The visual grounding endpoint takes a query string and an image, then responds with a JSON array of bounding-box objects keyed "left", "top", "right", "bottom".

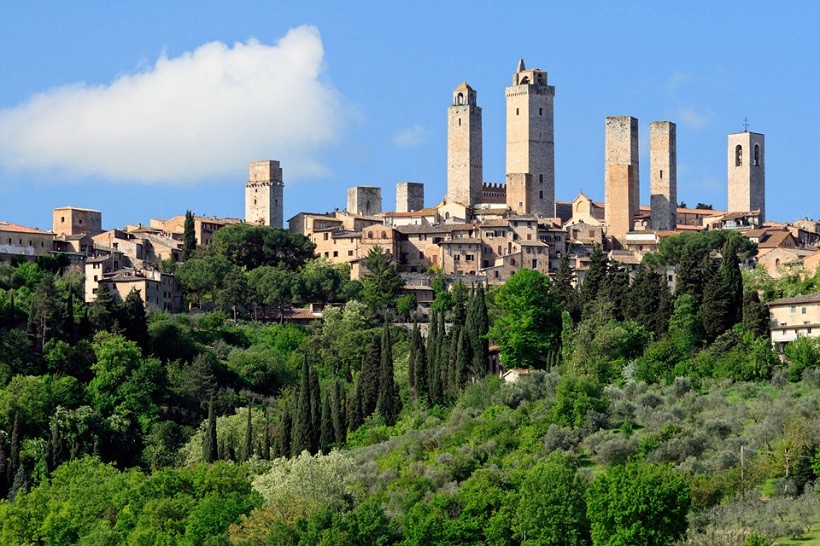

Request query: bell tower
[
  {"left": 505, "top": 58, "right": 555, "bottom": 216},
  {"left": 728, "top": 127, "right": 765, "bottom": 221}
]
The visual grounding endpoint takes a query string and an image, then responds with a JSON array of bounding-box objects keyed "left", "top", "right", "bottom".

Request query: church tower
[
  {"left": 447, "top": 82, "right": 483, "bottom": 206},
  {"left": 505, "top": 58, "right": 555, "bottom": 216},
  {"left": 728, "top": 129, "right": 765, "bottom": 221},
  {"left": 245, "top": 160, "right": 284, "bottom": 228}
]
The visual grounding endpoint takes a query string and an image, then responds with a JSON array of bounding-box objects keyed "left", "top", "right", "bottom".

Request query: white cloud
[
  {"left": 666, "top": 70, "right": 691, "bottom": 91},
  {"left": 0, "top": 26, "right": 348, "bottom": 184},
  {"left": 676, "top": 107, "right": 710, "bottom": 129},
  {"left": 392, "top": 124, "right": 429, "bottom": 148}
]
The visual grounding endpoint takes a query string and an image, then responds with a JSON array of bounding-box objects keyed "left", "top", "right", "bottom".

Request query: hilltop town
[{"left": 2, "top": 59, "right": 818, "bottom": 319}]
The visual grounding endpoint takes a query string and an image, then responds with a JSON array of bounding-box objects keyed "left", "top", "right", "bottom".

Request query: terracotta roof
[
  {"left": 768, "top": 293, "right": 820, "bottom": 306},
  {"left": 479, "top": 219, "right": 509, "bottom": 227},
  {"left": 0, "top": 221, "right": 53, "bottom": 235},
  {"left": 758, "top": 231, "right": 794, "bottom": 249},
  {"left": 384, "top": 207, "right": 438, "bottom": 218},
  {"left": 520, "top": 240, "right": 548, "bottom": 247},
  {"left": 395, "top": 224, "right": 460, "bottom": 235},
  {"left": 717, "top": 210, "right": 761, "bottom": 221},
  {"left": 638, "top": 205, "right": 725, "bottom": 215},
  {"left": 440, "top": 237, "right": 482, "bottom": 245}
]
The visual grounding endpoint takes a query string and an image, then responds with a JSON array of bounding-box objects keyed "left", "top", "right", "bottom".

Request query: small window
[
  {"left": 754, "top": 144, "right": 760, "bottom": 166},
  {"left": 539, "top": 190, "right": 544, "bottom": 199},
  {"left": 802, "top": 307, "right": 807, "bottom": 314},
  {"left": 348, "top": 250, "right": 353, "bottom": 256},
  {"left": 516, "top": 108, "right": 519, "bottom": 115},
  {"left": 660, "top": 170, "right": 663, "bottom": 179},
  {"left": 539, "top": 107, "right": 543, "bottom": 115},
  {"left": 419, "top": 252, "right": 424, "bottom": 259},
  {"left": 79, "top": 219, "right": 83, "bottom": 225},
  {"left": 539, "top": 174, "right": 543, "bottom": 183},
  {"left": 61, "top": 216, "right": 65, "bottom": 223},
  {"left": 790, "top": 305, "right": 796, "bottom": 313},
  {"left": 333, "top": 251, "right": 338, "bottom": 257},
  {"left": 458, "top": 118, "right": 461, "bottom": 126},
  {"left": 735, "top": 144, "right": 743, "bottom": 166}
]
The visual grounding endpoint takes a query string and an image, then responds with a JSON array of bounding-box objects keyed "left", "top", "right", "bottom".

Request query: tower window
[
  {"left": 539, "top": 174, "right": 543, "bottom": 184},
  {"left": 457, "top": 92, "right": 464, "bottom": 105},
  {"left": 539, "top": 107, "right": 543, "bottom": 115},
  {"left": 458, "top": 118, "right": 461, "bottom": 126},
  {"left": 516, "top": 108, "right": 519, "bottom": 115},
  {"left": 754, "top": 144, "right": 760, "bottom": 166},
  {"left": 539, "top": 190, "right": 544, "bottom": 199},
  {"left": 735, "top": 144, "right": 742, "bottom": 166},
  {"left": 660, "top": 170, "right": 663, "bottom": 179}
]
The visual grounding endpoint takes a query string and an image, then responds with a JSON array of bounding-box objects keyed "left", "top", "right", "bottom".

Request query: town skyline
[{"left": 1, "top": 3, "right": 818, "bottom": 231}]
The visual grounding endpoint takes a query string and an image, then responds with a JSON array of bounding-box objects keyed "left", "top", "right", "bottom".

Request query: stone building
[
  {"left": 604, "top": 116, "right": 639, "bottom": 247},
  {"left": 245, "top": 160, "right": 284, "bottom": 228},
  {"left": 347, "top": 186, "right": 382, "bottom": 216},
  {"left": 447, "top": 82, "right": 483, "bottom": 207},
  {"left": 396, "top": 182, "right": 425, "bottom": 213},
  {"left": 505, "top": 59, "right": 555, "bottom": 217},
  {"left": 649, "top": 121, "right": 677, "bottom": 230},
  {"left": 0, "top": 221, "right": 55, "bottom": 262},
  {"left": 151, "top": 214, "right": 241, "bottom": 247},
  {"left": 53, "top": 206, "right": 102, "bottom": 237},
  {"left": 768, "top": 292, "right": 820, "bottom": 351},
  {"left": 728, "top": 130, "right": 765, "bottom": 222},
  {"left": 506, "top": 172, "right": 533, "bottom": 215}
]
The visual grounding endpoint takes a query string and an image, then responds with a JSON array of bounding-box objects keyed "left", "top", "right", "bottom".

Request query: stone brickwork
[
  {"left": 396, "top": 182, "right": 424, "bottom": 213},
  {"left": 605, "top": 116, "right": 639, "bottom": 246},
  {"left": 505, "top": 59, "right": 555, "bottom": 217},
  {"left": 347, "top": 186, "right": 382, "bottom": 216},
  {"left": 650, "top": 121, "right": 677, "bottom": 230},
  {"left": 505, "top": 173, "right": 533, "bottom": 214},
  {"left": 447, "top": 82, "right": 483, "bottom": 206},
  {"left": 245, "top": 160, "right": 284, "bottom": 228},
  {"left": 728, "top": 131, "right": 765, "bottom": 222},
  {"left": 53, "top": 207, "right": 103, "bottom": 237}
]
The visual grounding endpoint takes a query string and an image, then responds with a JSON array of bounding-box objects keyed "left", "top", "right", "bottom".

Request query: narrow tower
[
  {"left": 728, "top": 129, "right": 765, "bottom": 221},
  {"left": 505, "top": 58, "right": 555, "bottom": 216},
  {"left": 447, "top": 82, "right": 483, "bottom": 206},
  {"left": 245, "top": 160, "right": 283, "bottom": 228},
  {"left": 604, "top": 116, "right": 639, "bottom": 246},
  {"left": 650, "top": 121, "right": 677, "bottom": 230},
  {"left": 396, "top": 182, "right": 424, "bottom": 213}
]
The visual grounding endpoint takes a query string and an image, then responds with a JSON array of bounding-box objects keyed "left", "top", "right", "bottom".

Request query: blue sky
[{"left": 1, "top": 2, "right": 818, "bottom": 231}]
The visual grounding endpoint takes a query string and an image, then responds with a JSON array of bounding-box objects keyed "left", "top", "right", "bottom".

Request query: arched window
[
  {"left": 735, "top": 144, "right": 742, "bottom": 166},
  {"left": 754, "top": 144, "right": 760, "bottom": 166},
  {"left": 381, "top": 231, "right": 387, "bottom": 239},
  {"left": 539, "top": 190, "right": 544, "bottom": 199},
  {"left": 367, "top": 232, "right": 373, "bottom": 239},
  {"left": 456, "top": 92, "right": 464, "bottom": 105}
]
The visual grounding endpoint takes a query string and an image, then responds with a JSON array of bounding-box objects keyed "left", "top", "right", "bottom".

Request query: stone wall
[
  {"left": 396, "top": 182, "right": 425, "bottom": 213},
  {"left": 347, "top": 186, "right": 382, "bottom": 216}
]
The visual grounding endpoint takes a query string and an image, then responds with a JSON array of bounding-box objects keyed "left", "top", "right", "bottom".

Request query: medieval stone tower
[
  {"left": 347, "top": 186, "right": 382, "bottom": 216},
  {"left": 728, "top": 130, "right": 765, "bottom": 221},
  {"left": 505, "top": 58, "right": 555, "bottom": 217},
  {"left": 245, "top": 160, "right": 283, "bottom": 228},
  {"left": 447, "top": 82, "right": 483, "bottom": 206},
  {"left": 604, "top": 116, "right": 639, "bottom": 246},
  {"left": 396, "top": 182, "right": 425, "bottom": 213},
  {"left": 650, "top": 121, "right": 677, "bottom": 230}
]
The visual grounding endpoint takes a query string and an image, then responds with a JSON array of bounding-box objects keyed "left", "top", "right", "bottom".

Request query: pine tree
[
  {"left": 320, "top": 393, "right": 333, "bottom": 453},
  {"left": 88, "top": 283, "right": 120, "bottom": 333},
  {"left": 675, "top": 244, "right": 704, "bottom": 301},
  {"left": 554, "top": 251, "right": 580, "bottom": 321},
  {"left": 412, "top": 327, "right": 429, "bottom": 402},
  {"left": 202, "top": 399, "right": 218, "bottom": 463},
  {"left": 580, "top": 245, "right": 608, "bottom": 312},
  {"left": 721, "top": 237, "right": 744, "bottom": 326},
  {"left": 182, "top": 210, "right": 197, "bottom": 261},
  {"left": 309, "top": 363, "right": 321, "bottom": 453},
  {"left": 376, "top": 323, "right": 402, "bottom": 426},
  {"left": 742, "top": 291, "right": 770, "bottom": 338},
  {"left": 332, "top": 379, "right": 347, "bottom": 445},
  {"left": 241, "top": 405, "right": 253, "bottom": 461},
  {"left": 291, "top": 355, "right": 312, "bottom": 455},
  {"left": 28, "top": 273, "right": 60, "bottom": 350}
]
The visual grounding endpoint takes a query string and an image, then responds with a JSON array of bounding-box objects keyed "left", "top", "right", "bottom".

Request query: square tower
[
  {"left": 52, "top": 206, "right": 102, "bottom": 236},
  {"left": 347, "top": 186, "right": 382, "bottom": 216},
  {"left": 245, "top": 160, "right": 284, "bottom": 228},
  {"left": 728, "top": 131, "right": 765, "bottom": 221},
  {"left": 447, "top": 82, "right": 483, "bottom": 207},
  {"left": 605, "top": 116, "right": 639, "bottom": 246},
  {"left": 505, "top": 59, "right": 556, "bottom": 217},
  {"left": 396, "top": 182, "right": 424, "bottom": 213},
  {"left": 650, "top": 121, "right": 677, "bottom": 230},
  {"left": 505, "top": 173, "right": 533, "bottom": 214}
]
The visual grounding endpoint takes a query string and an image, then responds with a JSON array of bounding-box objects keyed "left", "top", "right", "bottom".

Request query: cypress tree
[
  {"left": 428, "top": 314, "right": 444, "bottom": 405},
  {"left": 320, "top": 393, "right": 333, "bottom": 453},
  {"left": 467, "top": 285, "right": 489, "bottom": 378},
  {"left": 554, "top": 251, "right": 580, "bottom": 321},
  {"left": 742, "top": 291, "right": 770, "bottom": 338},
  {"left": 182, "top": 210, "right": 197, "bottom": 261},
  {"left": 241, "top": 405, "right": 253, "bottom": 461},
  {"left": 121, "top": 288, "right": 148, "bottom": 349},
  {"left": 700, "top": 259, "right": 732, "bottom": 341},
  {"left": 10, "top": 415, "right": 19, "bottom": 480},
  {"left": 721, "top": 237, "right": 744, "bottom": 326},
  {"left": 309, "top": 363, "right": 321, "bottom": 453},
  {"left": 0, "top": 433, "right": 6, "bottom": 499},
  {"left": 360, "top": 335, "right": 381, "bottom": 417},
  {"left": 408, "top": 323, "right": 418, "bottom": 394},
  {"left": 226, "top": 434, "right": 236, "bottom": 461},
  {"left": 603, "top": 262, "right": 630, "bottom": 321},
  {"left": 8, "top": 464, "right": 28, "bottom": 502},
  {"left": 347, "top": 377, "right": 364, "bottom": 431},
  {"left": 676, "top": 244, "right": 703, "bottom": 301},
  {"left": 447, "top": 324, "right": 461, "bottom": 401},
  {"left": 273, "top": 403, "right": 292, "bottom": 459},
  {"left": 580, "top": 245, "right": 608, "bottom": 311},
  {"left": 455, "top": 326, "right": 471, "bottom": 389},
  {"left": 65, "top": 291, "right": 76, "bottom": 344},
  {"left": 376, "top": 323, "right": 402, "bottom": 426},
  {"left": 291, "top": 355, "right": 312, "bottom": 455},
  {"left": 8, "top": 292, "right": 15, "bottom": 326},
  {"left": 412, "top": 326, "right": 429, "bottom": 402},
  {"left": 332, "top": 379, "right": 347, "bottom": 445},
  {"left": 203, "top": 399, "right": 218, "bottom": 463},
  {"left": 262, "top": 405, "right": 271, "bottom": 460}
]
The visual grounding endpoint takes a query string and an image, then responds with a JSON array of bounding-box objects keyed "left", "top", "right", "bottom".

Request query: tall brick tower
[
  {"left": 505, "top": 58, "right": 555, "bottom": 217},
  {"left": 650, "top": 121, "right": 677, "bottom": 230},
  {"left": 447, "top": 82, "right": 483, "bottom": 207},
  {"left": 728, "top": 129, "right": 765, "bottom": 221},
  {"left": 604, "top": 116, "right": 639, "bottom": 246},
  {"left": 245, "top": 160, "right": 284, "bottom": 228}
]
